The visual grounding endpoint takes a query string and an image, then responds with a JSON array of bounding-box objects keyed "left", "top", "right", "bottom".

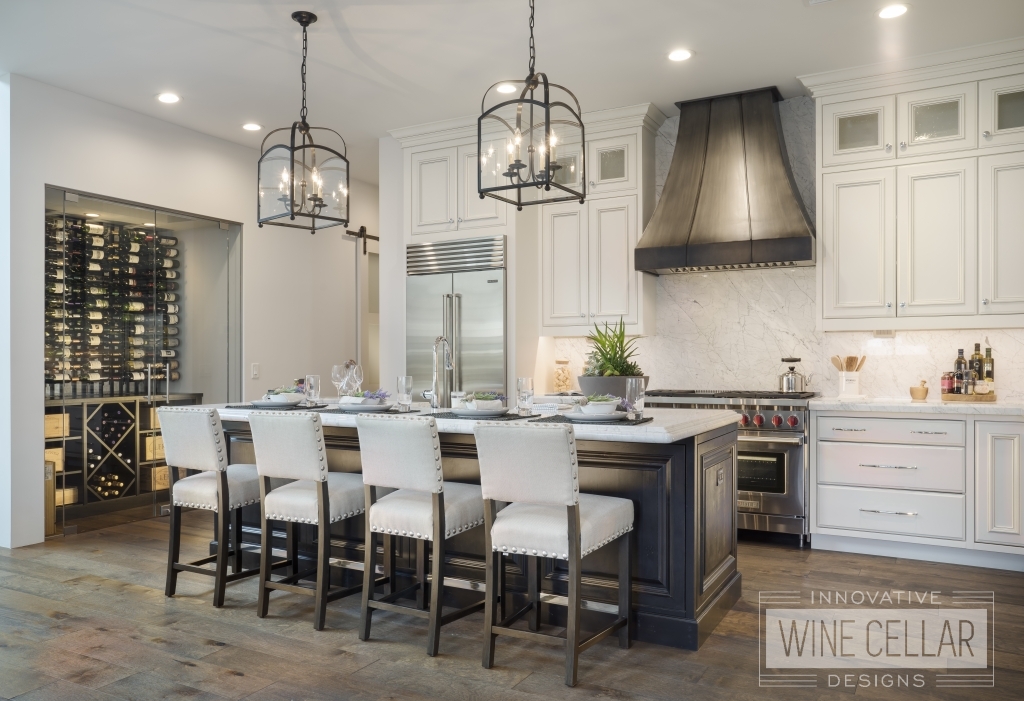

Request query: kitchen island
[{"left": 215, "top": 406, "right": 741, "bottom": 649}]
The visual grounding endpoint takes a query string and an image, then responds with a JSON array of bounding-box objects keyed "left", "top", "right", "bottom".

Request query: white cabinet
[
  {"left": 979, "top": 73, "right": 1024, "bottom": 148},
  {"left": 822, "top": 95, "right": 895, "bottom": 166},
  {"left": 821, "top": 168, "right": 896, "bottom": 318},
  {"left": 410, "top": 145, "right": 506, "bottom": 236},
  {"left": 541, "top": 202, "right": 588, "bottom": 326},
  {"left": 975, "top": 421, "right": 1024, "bottom": 548},
  {"left": 587, "top": 133, "right": 638, "bottom": 195},
  {"left": 979, "top": 151, "right": 1024, "bottom": 314},
  {"left": 896, "top": 82, "right": 977, "bottom": 157},
  {"left": 589, "top": 196, "right": 638, "bottom": 325},
  {"left": 896, "top": 158, "right": 977, "bottom": 316}
]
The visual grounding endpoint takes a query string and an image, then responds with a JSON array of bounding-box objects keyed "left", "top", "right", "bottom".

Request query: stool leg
[
  {"left": 527, "top": 555, "right": 541, "bottom": 631},
  {"left": 359, "top": 527, "right": 377, "bottom": 641},
  {"left": 565, "top": 505, "right": 582, "bottom": 687},
  {"left": 213, "top": 509, "right": 230, "bottom": 608},
  {"left": 232, "top": 508, "right": 243, "bottom": 574},
  {"left": 164, "top": 504, "right": 181, "bottom": 597},
  {"left": 286, "top": 522, "right": 299, "bottom": 576},
  {"left": 416, "top": 539, "right": 427, "bottom": 610},
  {"left": 482, "top": 500, "right": 498, "bottom": 669},
  {"left": 384, "top": 534, "right": 396, "bottom": 595},
  {"left": 256, "top": 501, "right": 273, "bottom": 618},
  {"left": 313, "top": 482, "right": 332, "bottom": 631},
  {"left": 426, "top": 534, "right": 445, "bottom": 656},
  {"left": 619, "top": 530, "right": 633, "bottom": 649}
]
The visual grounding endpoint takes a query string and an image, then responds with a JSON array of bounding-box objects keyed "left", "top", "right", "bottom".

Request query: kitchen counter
[
  {"left": 810, "top": 397, "right": 1024, "bottom": 415},
  {"left": 213, "top": 403, "right": 741, "bottom": 651}
]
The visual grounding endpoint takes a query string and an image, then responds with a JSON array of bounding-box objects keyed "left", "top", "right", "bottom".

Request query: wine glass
[
  {"left": 331, "top": 364, "right": 346, "bottom": 400},
  {"left": 350, "top": 365, "right": 364, "bottom": 394},
  {"left": 517, "top": 377, "right": 534, "bottom": 417},
  {"left": 397, "top": 376, "right": 413, "bottom": 413}
]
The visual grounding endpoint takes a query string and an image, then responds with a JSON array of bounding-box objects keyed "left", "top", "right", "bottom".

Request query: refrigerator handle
[
  {"left": 452, "top": 293, "right": 462, "bottom": 391},
  {"left": 442, "top": 293, "right": 453, "bottom": 406}
]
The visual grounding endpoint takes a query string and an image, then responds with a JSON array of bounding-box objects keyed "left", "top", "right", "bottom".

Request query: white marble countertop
[
  {"left": 810, "top": 396, "right": 1024, "bottom": 415},
  {"left": 212, "top": 405, "right": 739, "bottom": 445}
]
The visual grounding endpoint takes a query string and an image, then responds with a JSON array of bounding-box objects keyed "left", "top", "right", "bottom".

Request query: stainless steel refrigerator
[{"left": 406, "top": 236, "right": 506, "bottom": 407}]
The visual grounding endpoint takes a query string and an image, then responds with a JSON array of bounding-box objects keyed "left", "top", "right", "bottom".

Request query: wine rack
[{"left": 45, "top": 214, "right": 182, "bottom": 397}]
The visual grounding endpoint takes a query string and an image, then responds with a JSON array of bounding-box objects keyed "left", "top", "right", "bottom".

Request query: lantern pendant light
[
  {"left": 478, "top": 0, "right": 585, "bottom": 210},
  {"left": 258, "top": 11, "right": 349, "bottom": 234}
]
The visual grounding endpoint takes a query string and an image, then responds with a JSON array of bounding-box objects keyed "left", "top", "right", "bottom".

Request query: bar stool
[
  {"left": 473, "top": 422, "right": 634, "bottom": 687},
  {"left": 249, "top": 411, "right": 366, "bottom": 630},
  {"left": 159, "top": 406, "right": 263, "bottom": 607},
  {"left": 356, "top": 413, "right": 487, "bottom": 656}
]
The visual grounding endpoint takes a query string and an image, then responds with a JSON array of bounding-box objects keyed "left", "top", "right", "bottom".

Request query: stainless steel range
[{"left": 646, "top": 390, "right": 816, "bottom": 544}]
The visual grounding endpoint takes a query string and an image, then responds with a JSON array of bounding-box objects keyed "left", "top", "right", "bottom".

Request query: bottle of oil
[
  {"left": 984, "top": 348, "right": 995, "bottom": 390},
  {"left": 953, "top": 349, "right": 967, "bottom": 394},
  {"left": 970, "top": 343, "right": 984, "bottom": 382}
]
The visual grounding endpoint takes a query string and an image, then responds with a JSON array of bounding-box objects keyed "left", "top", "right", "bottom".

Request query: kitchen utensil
[
  {"left": 856, "top": 356, "right": 866, "bottom": 372},
  {"left": 778, "top": 358, "right": 810, "bottom": 392},
  {"left": 844, "top": 356, "right": 858, "bottom": 372},
  {"left": 831, "top": 356, "right": 843, "bottom": 371},
  {"left": 909, "top": 380, "right": 928, "bottom": 402}
]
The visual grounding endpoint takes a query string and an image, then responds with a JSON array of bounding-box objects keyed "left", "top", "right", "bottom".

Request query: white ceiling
[{"left": 2, "top": 0, "right": 1023, "bottom": 184}]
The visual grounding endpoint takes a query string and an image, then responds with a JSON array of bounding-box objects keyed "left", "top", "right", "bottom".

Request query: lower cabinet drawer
[
  {"left": 817, "top": 485, "right": 964, "bottom": 540},
  {"left": 818, "top": 442, "right": 965, "bottom": 492}
]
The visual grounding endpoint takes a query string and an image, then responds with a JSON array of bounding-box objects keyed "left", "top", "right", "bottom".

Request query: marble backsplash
[{"left": 553, "top": 97, "right": 1024, "bottom": 400}]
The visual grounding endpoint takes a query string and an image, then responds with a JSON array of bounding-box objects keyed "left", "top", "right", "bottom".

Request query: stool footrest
[
  {"left": 439, "top": 599, "right": 485, "bottom": 626},
  {"left": 224, "top": 566, "right": 262, "bottom": 583},
  {"left": 498, "top": 602, "right": 534, "bottom": 628},
  {"left": 377, "top": 582, "right": 421, "bottom": 605},
  {"left": 368, "top": 599, "right": 431, "bottom": 619},
  {"left": 493, "top": 625, "right": 566, "bottom": 646},
  {"left": 578, "top": 617, "right": 627, "bottom": 653}
]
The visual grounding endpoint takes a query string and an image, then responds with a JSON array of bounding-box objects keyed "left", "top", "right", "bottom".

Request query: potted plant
[{"left": 577, "top": 318, "right": 648, "bottom": 399}]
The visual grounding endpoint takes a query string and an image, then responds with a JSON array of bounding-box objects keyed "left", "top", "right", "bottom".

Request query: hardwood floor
[{"left": 1, "top": 511, "right": 1022, "bottom": 700}]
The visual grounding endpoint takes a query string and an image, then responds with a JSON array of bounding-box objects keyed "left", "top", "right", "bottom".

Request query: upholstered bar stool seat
[
  {"left": 173, "top": 464, "right": 261, "bottom": 511},
  {"left": 369, "top": 482, "right": 484, "bottom": 540},
  {"left": 264, "top": 472, "right": 365, "bottom": 524},
  {"left": 490, "top": 494, "right": 632, "bottom": 560}
]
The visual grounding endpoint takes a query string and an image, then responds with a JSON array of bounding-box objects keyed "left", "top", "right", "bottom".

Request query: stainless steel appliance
[
  {"left": 646, "top": 390, "right": 816, "bottom": 544},
  {"left": 406, "top": 236, "right": 506, "bottom": 408}
]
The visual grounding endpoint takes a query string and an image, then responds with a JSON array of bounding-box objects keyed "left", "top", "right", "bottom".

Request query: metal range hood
[{"left": 635, "top": 87, "right": 814, "bottom": 274}]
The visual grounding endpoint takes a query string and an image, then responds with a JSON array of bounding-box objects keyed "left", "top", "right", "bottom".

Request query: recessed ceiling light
[
  {"left": 242, "top": 123, "right": 262, "bottom": 131},
  {"left": 878, "top": 4, "right": 908, "bottom": 18},
  {"left": 496, "top": 84, "right": 517, "bottom": 94},
  {"left": 668, "top": 49, "right": 693, "bottom": 62},
  {"left": 157, "top": 93, "right": 180, "bottom": 104},
  {"left": 85, "top": 213, "right": 99, "bottom": 218},
  {"left": 144, "top": 223, "right": 155, "bottom": 227}
]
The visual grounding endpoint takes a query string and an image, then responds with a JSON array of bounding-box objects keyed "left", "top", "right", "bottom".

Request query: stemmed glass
[
  {"left": 350, "top": 365, "right": 364, "bottom": 394},
  {"left": 332, "top": 364, "right": 347, "bottom": 400}
]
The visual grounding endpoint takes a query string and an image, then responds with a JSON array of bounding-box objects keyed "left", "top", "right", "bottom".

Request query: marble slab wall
[{"left": 554, "top": 97, "right": 1024, "bottom": 399}]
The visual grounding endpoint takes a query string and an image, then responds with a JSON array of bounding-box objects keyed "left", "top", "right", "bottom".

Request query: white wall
[
  {"left": 377, "top": 136, "right": 405, "bottom": 391},
  {"left": 0, "top": 74, "right": 373, "bottom": 548}
]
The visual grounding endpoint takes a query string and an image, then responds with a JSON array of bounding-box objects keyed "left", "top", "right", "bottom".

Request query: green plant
[{"left": 583, "top": 318, "right": 643, "bottom": 377}]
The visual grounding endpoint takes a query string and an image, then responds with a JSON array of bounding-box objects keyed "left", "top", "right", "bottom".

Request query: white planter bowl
[
  {"left": 581, "top": 401, "right": 620, "bottom": 414},
  {"left": 469, "top": 399, "right": 504, "bottom": 410},
  {"left": 265, "top": 393, "right": 304, "bottom": 405}
]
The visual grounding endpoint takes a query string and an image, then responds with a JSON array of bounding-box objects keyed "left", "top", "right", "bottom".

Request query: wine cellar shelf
[{"left": 45, "top": 394, "right": 201, "bottom": 519}]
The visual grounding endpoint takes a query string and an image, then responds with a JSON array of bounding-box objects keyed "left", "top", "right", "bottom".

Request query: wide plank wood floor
[{"left": 1, "top": 510, "right": 1022, "bottom": 700}]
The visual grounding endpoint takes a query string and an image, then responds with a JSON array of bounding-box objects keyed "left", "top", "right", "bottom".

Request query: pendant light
[
  {"left": 258, "top": 11, "right": 349, "bottom": 234},
  {"left": 478, "top": 0, "right": 585, "bottom": 210}
]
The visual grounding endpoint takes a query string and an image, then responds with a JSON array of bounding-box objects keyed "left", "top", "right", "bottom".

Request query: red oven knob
[
  {"left": 752, "top": 414, "right": 764, "bottom": 427},
  {"left": 787, "top": 415, "right": 799, "bottom": 427},
  {"left": 771, "top": 414, "right": 783, "bottom": 427},
  {"left": 739, "top": 413, "right": 749, "bottom": 426}
]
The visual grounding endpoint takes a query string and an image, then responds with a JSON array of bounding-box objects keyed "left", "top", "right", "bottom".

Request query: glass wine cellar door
[{"left": 44, "top": 187, "right": 242, "bottom": 534}]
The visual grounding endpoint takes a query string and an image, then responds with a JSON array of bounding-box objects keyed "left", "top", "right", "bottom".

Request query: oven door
[{"left": 736, "top": 434, "right": 805, "bottom": 517}]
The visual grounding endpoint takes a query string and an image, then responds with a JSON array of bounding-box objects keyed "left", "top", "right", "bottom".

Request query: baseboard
[{"left": 813, "top": 533, "right": 1024, "bottom": 572}]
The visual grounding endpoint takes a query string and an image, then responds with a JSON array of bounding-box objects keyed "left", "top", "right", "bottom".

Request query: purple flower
[{"left": 363, "top": 388, "right": 391, "bottom": 400}]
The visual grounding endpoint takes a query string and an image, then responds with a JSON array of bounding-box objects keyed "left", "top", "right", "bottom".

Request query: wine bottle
[
  {"left": 984, "top": 348, "right": 995, "bottom": 388},
  {"left": 46, "top": 282, "right": 65, "bottom": 294},
  {"left": 970, "top": 343, "right": 984, "bottom": 382},
  {"left": 157, "top": 258, "right": 180, "bottom": 269},
  {"left": 953, "top": 349, "right": 967, "bottom": 394},
  {"left": 157, "top": 236, "right": 178, "bottom": 247},
  {"left": 156, "top": 269, "right": 179, "bottom": 280}
]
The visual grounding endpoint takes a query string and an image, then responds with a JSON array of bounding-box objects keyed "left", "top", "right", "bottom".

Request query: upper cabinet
[
  {"left": 587, "top": 134, "right": 638, "bottom": 195},
  {"left": 409, "top": 143, "right": 506, "bottom": 237},
  {"left": 805, "top": 47, "right": 1024, "bottom": 331},
  {"left": 979, "top": 73, "right": 1024, "bottom": 148},
  {"left": 895, "top": 82, "right": 977, "bottom": 157}
]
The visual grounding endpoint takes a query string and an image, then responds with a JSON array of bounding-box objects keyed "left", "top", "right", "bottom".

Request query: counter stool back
[
  {"left": 159, "top": 406, "right": 262, "bottom": 607},
  {"left": 249, "top": 411, "right": 365, "bottom": 630},
  {"left": 356, "top": 413, "right": 486, "bottom": 656},
  {"left": 473, "top": 422, "right": 634, "bottom": 687}
]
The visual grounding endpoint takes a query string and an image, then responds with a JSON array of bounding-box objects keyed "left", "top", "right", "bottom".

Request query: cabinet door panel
[
  {"left": 411, "top": 147, "right": 457, "bottom": 235},
  {"left": 821, "top": 168, "right": 896, "bottom": 318},
  {"left": 979, "top": 73, "right": 1024, "bottom": 148},
  {"left": 976, "top": 422, "right": 1024, "bottom": 547},
  {"left": 457, "top": 144, "right": 506, "bottom": 230},
  {"left": 822, "top": 96, "right": 895, "bottom": 166},
  {"left": 589, "top": 196, "right": 637, "bottom": 325},
  {"left": 587, "top": 134, "right": 637, "bottom": 194},
  {"left": 541, "top": 202, "right": 588, "bottom": 326},
  {"left": 896, "top": 82, "right": 977, "bottom": 157},
  {"left": 980, "top": 152, "right": 1024, "bottom": 314},
  {"left": 896, "top": 159, "right": 977, "bottom": 316}
]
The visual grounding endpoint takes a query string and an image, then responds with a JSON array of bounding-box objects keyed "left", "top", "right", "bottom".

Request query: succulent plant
[{"left": 583, "top": 318, "right": 643, "bottom": 377}]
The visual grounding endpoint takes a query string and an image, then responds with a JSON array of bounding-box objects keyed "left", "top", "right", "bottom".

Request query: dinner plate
[
  {"left": 448, "top": 407, "right": 510, "bottom": 418},
  {"left": 332, "top": 403, "right": 395, "bottom": 413},
  {"left": 566, "top": 411, "right": 628, "bottom": 422},
  {"left": 250, "top": 400, "right": 303, "bottom": 409}
]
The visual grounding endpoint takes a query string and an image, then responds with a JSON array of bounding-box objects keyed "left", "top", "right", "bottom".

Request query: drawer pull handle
[
  {"left": 911, "top": 431, "right": 947, "bottom": 435},
  {"left": 833, "top": 428, "right": 866, "bottom": 432},
  {"left": 860, "top": 509, "right": 918, "bottom": 516},
  {"left": 859, "top": 463, "right": 918, "bottom": 470}
]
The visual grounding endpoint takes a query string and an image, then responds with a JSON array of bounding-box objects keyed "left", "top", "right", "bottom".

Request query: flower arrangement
[
  {"left": 268, "top": 384, "right": 302, "bottom": 395},
  {"left": 362, "top": 389, "right": 390, "bottom": 400},
  {"left": 586, "top": 393, "right": 620, "bottom": 403},
  {"left": 468, "top": 392, "right": 507, "bottom": 402},
  {"left": 583, "top": 319, "right": 643, "bottom": 377}
]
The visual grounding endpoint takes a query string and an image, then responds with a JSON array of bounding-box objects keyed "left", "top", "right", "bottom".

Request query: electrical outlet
[{"left": 251, "top": 363, "right": 259, "bottom": 379}]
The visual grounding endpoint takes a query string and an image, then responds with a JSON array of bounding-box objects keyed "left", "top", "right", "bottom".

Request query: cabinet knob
[
  {"left": 448, "top": 218, "right": 454, "bottom": 224},
  {"left": 457, "top": 217, "right": 463, "bottom": 223},
  {"left": 899, "top": 141, "right": 907, "bottom": 149},
  {"left": 899, "top": 301, "right": 906, "bottom": 308},
  {"left": 590, "top": 312, "right": 595, "bottom": 317},
  {"left": 886, "top": 302, "right": 892, "bottom": 308},
  {"left": 982, "top": 298, "right": 989, "bottom": 305},
  {"left": 579, "top": 313, "right": 585, "bottom": 318},
  {"left": 983, "top": 131, "right": 992, "bottom": 138},
  {"left": 589, "top": 181, "right": 595, "bottom": 187},
  {"left": 885, "top": 143, "right": 892, "bottom": 151}
]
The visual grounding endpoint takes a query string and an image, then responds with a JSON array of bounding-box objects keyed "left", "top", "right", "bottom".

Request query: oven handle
[{"left": 738, "top": 435, "right": 804, "bottom": 446}]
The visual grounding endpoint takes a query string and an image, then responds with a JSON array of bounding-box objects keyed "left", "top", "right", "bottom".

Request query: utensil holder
[{"left": 838, "top": 371, "right": 861, "bottom": 397}]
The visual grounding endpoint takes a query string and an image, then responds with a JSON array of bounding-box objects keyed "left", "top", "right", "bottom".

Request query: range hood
[{"left": 635, "top": 87, "right": 814, "bottom": 274}]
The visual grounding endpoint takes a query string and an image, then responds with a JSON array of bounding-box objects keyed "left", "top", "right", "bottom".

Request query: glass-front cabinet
[
  {"left": 43, "top": 187, "right": 241, "bottom": 533},
  {"left": 980, "top": 73, "right": 1024, "bottom": 148},
  {"left": 896, "top": 82, "right": 977, "bottom": 157},
  {"left": 822, "top": 95, "right": 896, "bottom": 166}
]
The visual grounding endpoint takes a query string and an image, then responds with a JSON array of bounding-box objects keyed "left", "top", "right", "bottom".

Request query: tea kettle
[{"left": 778, "top": 357, "right": 810, "bottom": 393}]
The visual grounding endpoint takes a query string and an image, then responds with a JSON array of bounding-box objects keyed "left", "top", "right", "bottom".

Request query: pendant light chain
[
  {"left": 300, "top": 24, "right": 308, "bottom": 123},
  {"left": 528, "top": 0, "right": 536, "bottom": 76}
]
